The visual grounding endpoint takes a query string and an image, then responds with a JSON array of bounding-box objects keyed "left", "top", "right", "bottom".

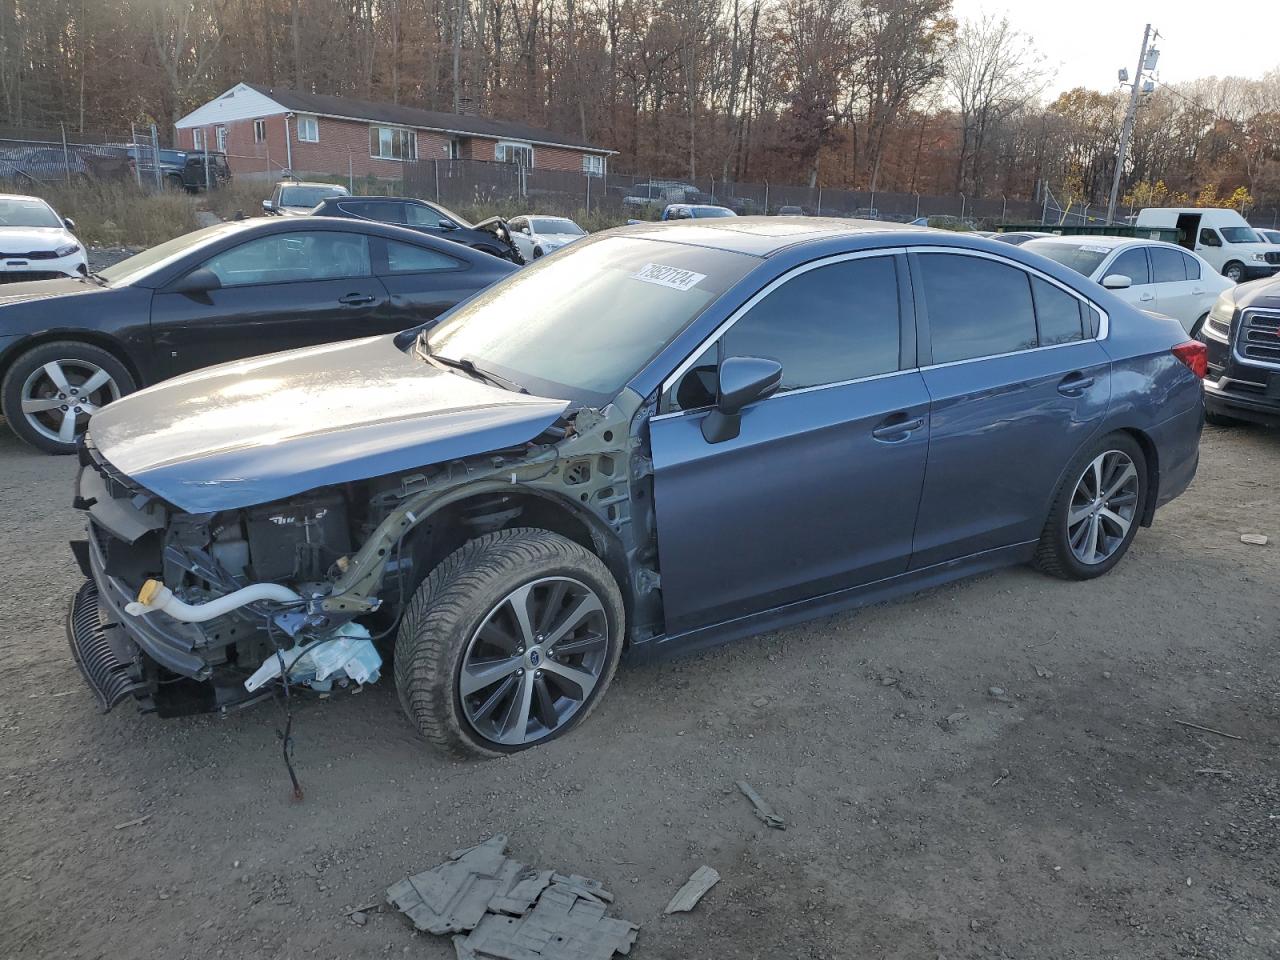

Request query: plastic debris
[
  {"left": 387, "top": 836, "right": 638, "bottom": 960},
  {"left": 736, "top": 780, "right": 785, "bottom": 830},
  {"left": 663, "top": 866, "right": 720, "bottom": 914},
  {"left": 1240, "top": 533, "right": 1269, "bottom": 546}
]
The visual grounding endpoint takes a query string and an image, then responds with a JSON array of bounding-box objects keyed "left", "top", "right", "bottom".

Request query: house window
[
  {"left": 446, "top": 139, "right": 460, "bottom": 160},
  {"left": 370, "top": 126, "right": 416, "bottom": 161},
  {"left": 582, "top": 154, "right": 605, "bottom": 177},
  {"left": 495, "top": 141, "right": 534, "bottom": 167},
  {"left": 192, "top": 128, "right": 204, "bottom": 150},
  {"left": 253, "top": 119, "right": 266, "bottom": 144},
  {"left": 215, "top": 125, "right": 227, "bottom": 151},
  {"left": 296, "top": 115, "right": 319, "bottom": 143}
]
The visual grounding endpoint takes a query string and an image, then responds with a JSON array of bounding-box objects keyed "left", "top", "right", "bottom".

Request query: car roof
[
  {"left": 616, "top": 216, "right": 929, "bottom": 257},
  {"left": 278, "top": 180, "right": 345, "bottom": 189},
  {"left": 1022, "top": 235, "right": 1149, "bottom": 251},
  {"left": 0, "top": 194, "right": 53, "bottom": 205}
]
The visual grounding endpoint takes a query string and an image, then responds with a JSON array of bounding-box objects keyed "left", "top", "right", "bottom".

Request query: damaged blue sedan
[{"left": 69, "top": 218, "right": 1205, "bottom": 756}]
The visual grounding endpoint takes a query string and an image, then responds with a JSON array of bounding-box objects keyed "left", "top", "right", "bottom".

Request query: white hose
[{"left": 124, "top": 580, "right": 302, "bottom": 622}]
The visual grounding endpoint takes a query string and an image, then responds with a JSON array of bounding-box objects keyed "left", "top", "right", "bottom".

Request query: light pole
[{"left": 1106, "top": 24, "right": 1159, "bottom": 225}]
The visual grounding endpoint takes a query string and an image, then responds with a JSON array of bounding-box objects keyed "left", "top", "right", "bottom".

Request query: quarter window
[
  {"left": 918, "top": 254, "right": 1037, "bottom": 363},
  {"left": 1031, "top": 277, "right": 1085, "bottom": 346},
  {"left": 1107, "top": 248, "right": 1150, "bottom": 285},
  {"left": 1150, "top": 246, "right": 1187, "bottom": 283},
  {"left": 200, "top": 232, "right": 371, "bottom": 287},
  {"left": 370, "top": 126, "right": 416, "bottom": 160},
  {"left": 1179, "top": 251, "right": 1201, "bottom": 280},
  {"left": 296, "top": 115, "right": 319, "bottom": 143},
  {"left": 383, "top": 240, "right": 461, "bottom": 274}
]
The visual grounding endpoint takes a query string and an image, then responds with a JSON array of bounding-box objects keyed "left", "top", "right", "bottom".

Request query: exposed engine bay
[{"left": 68, "top": 389, "right": 661, "bottom": 717}]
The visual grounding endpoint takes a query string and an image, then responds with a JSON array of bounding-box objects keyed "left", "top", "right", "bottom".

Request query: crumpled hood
[
  {"left": 0, "top": 225, "right": 76, "bottom": 254},
  {"left": 88, "top": 335, "right": 570, "bottom": 512}
]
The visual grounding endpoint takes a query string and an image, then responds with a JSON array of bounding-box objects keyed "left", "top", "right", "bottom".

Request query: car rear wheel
[
  {"left": 1, "top": 341, "right": 135, "bottom": 454},
  {"left": 394, "top": 528, "right": 624, "bottom": 757},
  {"left": 1034, "top": 433, "right": 1147, "bottom": 580}
]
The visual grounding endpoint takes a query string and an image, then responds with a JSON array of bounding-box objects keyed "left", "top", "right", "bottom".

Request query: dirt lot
[{"left": 1, "top": 422, "right": 1277, "bottom": 960}]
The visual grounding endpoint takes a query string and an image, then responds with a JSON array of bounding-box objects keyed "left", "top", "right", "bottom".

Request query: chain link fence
[
  {"left": 0, "top": 124, "right": 141, "bottom": 188},
  {"left": 401, "top": 158, "right": 1041, "bottom": 225}
]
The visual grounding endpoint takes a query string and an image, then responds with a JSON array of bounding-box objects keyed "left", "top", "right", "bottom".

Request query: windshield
[
  {"left": 1221, "top": 227, "right": 1261, "bottom": 244},
  {"left": 532, "top": 217, "right": 584, "bottom": 235},
  {"left": 0, "top": 197, "right": 61, "bottom": 229},
  {"left": 426, "top": 236, "right": 757, "bottom": 404},
  {"left": 279, "top": 185, "right": 348, "bottom": 208},
  {"left": 97, "top": 222, "right": 246, "bottom": 284},
  {"left": 1024, "top": 241, "right": 1109, "bottom": 277}
]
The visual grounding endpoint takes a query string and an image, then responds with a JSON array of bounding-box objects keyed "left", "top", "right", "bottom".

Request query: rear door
[
  {"left": 1149, "top": 244, "right": 1201, "bottom": 332},
  {"left": 151, "top": 230, "right": 389, "bottom": 376},
  {"left": 909, "top": 250, "right": 1111, "bottom": 568},
  {"left": 650, "top": 251, "right": 930, "bottom": 636}
]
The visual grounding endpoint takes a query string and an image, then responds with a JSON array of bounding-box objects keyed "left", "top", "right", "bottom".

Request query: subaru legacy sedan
[{"left": 68, "top": 219, "right": 1205, "bottom": 757}]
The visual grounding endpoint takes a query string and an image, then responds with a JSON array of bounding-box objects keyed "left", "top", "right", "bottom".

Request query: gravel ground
[{"left": 1, "top": 422, "right": 1277, "bottom": 960}]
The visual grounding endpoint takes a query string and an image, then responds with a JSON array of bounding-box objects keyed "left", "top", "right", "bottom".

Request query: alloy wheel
[
  {"left": 459, "top": 576, "right": 609, "bottom": 746},
  {"left": 1067, "top": 450, "right": 1140, "bottom": 565},
  {"left": 19, "top": 358, "right": 120, "bottom": 444}
]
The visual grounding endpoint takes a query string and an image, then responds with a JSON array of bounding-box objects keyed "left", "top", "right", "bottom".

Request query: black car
[
  {"left": 1198, "top": 275, "right": 1280, "bottom": 428},
  {"left": 0, "top": 217, "right": 516, "bottom": 453},
  {"left": 312, "top": 195, "right": 523, "bottom": 263}
]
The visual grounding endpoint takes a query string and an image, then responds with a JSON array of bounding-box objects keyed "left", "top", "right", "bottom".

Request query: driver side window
[
  {"left": 1199, "top": 227, "right": 1222, "bottom": 247},
  {"left": 662, "top": 255, "right": 901, "bottom": 413},
  {"left": 407, "top": 203, "right": 449, "bottom": 228},
  {"left": 202, "top": 232, "right": 372, "bottom": 287}
]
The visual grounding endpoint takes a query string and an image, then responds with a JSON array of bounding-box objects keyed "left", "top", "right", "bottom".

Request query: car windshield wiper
[{"left": 418, "top": 339, "right": 527, "bottom": 394}]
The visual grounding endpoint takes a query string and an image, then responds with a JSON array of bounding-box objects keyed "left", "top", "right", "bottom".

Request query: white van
[{"left": 1134, "top": 207, "right": 1280, "bottom": 282}]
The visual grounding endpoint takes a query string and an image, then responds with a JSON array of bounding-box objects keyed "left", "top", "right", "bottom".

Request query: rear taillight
[{"left": 1172, "top": 340, "right": 1207, "bottom": 379}]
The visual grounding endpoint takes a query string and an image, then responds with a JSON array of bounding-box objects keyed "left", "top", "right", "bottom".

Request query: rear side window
[
  {"left": 1031, "top": 277, "right": 1085, "bottom": 345},
  {"left": 343, "top": 200, "right": 405, "bottom": 224},
  {"left": 722, "top": 256, "right": 900, "bottom": 391},
  {"left": 1179, "top": 251, "right": 1201, "bottom": 280},
  {"left": 1107, "top": 248, "right": 1150, "bottom": 285},
  {"left": 918, "top": 253, "right": 1036, "bottom": 363},
  {"left": 1150, "top": 246, "right": 1187, "bottom": 282},
  {"left": 383, "top": 239, "right": 461, "bottom": 274}
]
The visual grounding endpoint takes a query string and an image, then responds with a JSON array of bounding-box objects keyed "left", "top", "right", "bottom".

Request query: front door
[
  {"left": 151, "top": 230, "right": 389, "bottom": 376},
  {"left": 650, "top": 253, "right": 930, "bottom": 637},
  {"left": 908, "top": 251, "right": 1112, "bottom": 568},
  {"left": 1100, "top": 246, "right": 1157, "bottom": 313}
]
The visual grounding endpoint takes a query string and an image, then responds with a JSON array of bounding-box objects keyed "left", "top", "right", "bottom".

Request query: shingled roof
[{"left": 245, "top": 84, "right": 613, "bottom": 154}]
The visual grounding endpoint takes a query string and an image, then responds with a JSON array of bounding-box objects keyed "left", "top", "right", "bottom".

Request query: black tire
[
  {"left": 1223, "top": 261, "right": 1246, "bottom": 283},
  {"left": 1, "top": 340, "right": 136, "bottom": 454},
  {"left": 1190, "top": 312, "right": 1208, "bottom": 339},
  {"left": 1205, "top": 409, "right": 1243, "bottom": 427},
  {"left": 394, "top": 528, "right": 625, "bottom": 758},
  {"left": 1033, "top": 432, "right": 1148, "bottom": 581}
]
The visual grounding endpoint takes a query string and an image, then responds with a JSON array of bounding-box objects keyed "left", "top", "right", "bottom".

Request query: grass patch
[{"left": 27, "top": 181, "right": 200, "bottom": 248}]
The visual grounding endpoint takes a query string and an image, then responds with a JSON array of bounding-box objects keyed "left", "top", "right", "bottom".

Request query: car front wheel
[
  {"left": 1034, "top": 432, "right": 1147, "bottom": 580},
  {"left": 394, "top": 528, "right": 625, "bottom": 757},
  {"left": 1223, "top": 261, "right": 1245, "bottom": 282},
  {"left": 1, "top": 341, "right": 135, "bottom": 454}
]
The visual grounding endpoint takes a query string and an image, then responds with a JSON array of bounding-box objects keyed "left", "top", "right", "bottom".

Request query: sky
[{"left": 950, "top": 0, "right": 1280, "bottom": 99}]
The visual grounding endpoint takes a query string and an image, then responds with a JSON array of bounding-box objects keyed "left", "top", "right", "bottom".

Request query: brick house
[{"left": 174, "top": 82, "right": 615, "bottom": 181}]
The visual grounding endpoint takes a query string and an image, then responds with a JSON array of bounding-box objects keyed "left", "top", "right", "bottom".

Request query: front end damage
[{"left": 67, "top": 390, "right": 660, "bottom": 717}]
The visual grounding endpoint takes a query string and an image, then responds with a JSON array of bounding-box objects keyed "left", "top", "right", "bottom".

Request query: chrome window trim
[
  {"left": 1232, "top": 306, "right": 1280, "bottom": 371},
  {"left": 656, "top": 243, "right": 1111, "bottom": 418}
]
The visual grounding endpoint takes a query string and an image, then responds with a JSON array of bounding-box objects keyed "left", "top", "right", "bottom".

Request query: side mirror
[
  {"left": 63, "top": 216, "right": 76, "bottom": 231},
  {"left": 439, "top": 219, "right": 457, "bottom": 230},
  {"left": 521, "top": 226, "right": 531, "bottom": 234},
  {"left": 262, "top": 199, "right": 274, "bottom": 212},
  {"left": 1102, "top": 274, "right": 1132, "bottom": 290},
  {"left": 702, "top": 356, "right": 783, "bottom": 444},
  {"left": 168, "top": 267, "right": 222, "bottom": 296}
]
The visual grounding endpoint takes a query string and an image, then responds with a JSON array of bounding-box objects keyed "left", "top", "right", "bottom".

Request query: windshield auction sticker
[{"left": 632, "top": 263, "right": 707, "bottom": 291}]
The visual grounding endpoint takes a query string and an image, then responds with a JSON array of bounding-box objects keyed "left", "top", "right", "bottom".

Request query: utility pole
[{"left": 1106, "top": 23, "right": 1159, "bottom": 225}]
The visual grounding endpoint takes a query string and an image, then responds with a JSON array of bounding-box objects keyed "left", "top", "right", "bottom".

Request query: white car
[
  {"left": 1259, "top": 228, "right": 1280, "bottom": 245},
  {"left": 1022, "top": 235, "right": 1232, "bottom": 336},
  {"left": 508, "top": 215, "right": 586, "bottom": 260},
  {"left": 0, "top": 194, "right": 87, "bottom": 282}
]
